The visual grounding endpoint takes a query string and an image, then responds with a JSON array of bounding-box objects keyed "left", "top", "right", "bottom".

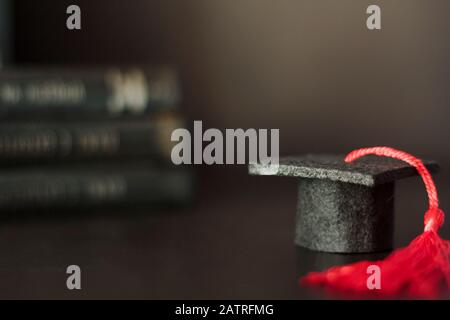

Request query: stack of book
[{"left": 0, "top": 67, "right": 194, "bottom": 212}]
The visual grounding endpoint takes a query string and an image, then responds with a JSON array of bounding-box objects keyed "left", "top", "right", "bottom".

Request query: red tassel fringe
[{"left": 300, "top": 147, "right": 450, "bottom": 298}]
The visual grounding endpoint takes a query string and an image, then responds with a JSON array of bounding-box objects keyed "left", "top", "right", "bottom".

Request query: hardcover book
[
  {"left": 0, "top": 112, "right": 182, "bottom": 164},
  {"left": 0, "top": 66, "right": 180, "bottom": 119},
  {"left": 0, "top": 162, "right": 194, "bottom": 211}
]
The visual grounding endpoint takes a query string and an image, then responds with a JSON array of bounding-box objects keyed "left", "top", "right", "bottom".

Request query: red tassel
[{"left": 301, "top": 147, "right": 450, "bottom": 298}]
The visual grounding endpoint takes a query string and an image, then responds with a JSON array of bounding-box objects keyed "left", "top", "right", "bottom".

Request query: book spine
[
  {"left": 0, "top": 67, "right": 180, "bottom": 119},
  {"left": 0, "top": 166, "right": 193, "bottom": 211},
  {"left": 0, "top": 115, "right": 180, "bottom": 163}
]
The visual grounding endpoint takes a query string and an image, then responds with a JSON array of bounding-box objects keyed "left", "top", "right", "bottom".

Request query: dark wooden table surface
[{"left": 0, "top": 167, "right": 449, "bottom": 299}]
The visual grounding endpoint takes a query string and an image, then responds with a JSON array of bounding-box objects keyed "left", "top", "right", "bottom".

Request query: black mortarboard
[{"left": 249, "top": 154, "right": 439, "bottom": 253}]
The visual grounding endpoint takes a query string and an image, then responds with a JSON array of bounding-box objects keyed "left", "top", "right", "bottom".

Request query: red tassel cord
[{"left": 301, "top": 147, "right": 450, "bottom": 298}]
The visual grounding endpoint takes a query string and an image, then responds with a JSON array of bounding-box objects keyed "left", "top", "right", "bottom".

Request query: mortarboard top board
[{"left": 249, "top": 154, "right": 439, "bottom": 253}]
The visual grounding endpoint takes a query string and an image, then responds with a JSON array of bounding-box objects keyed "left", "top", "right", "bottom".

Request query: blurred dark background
[
  {"left": 14, "top": 0, "right": 450, "bottom": 160},
  {"left": 1, "top": 0, "right": 449, "bottom": 299}
]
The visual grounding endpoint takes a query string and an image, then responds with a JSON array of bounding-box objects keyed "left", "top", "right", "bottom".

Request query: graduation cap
[{"left": 249, "top": 153, "right": 439, "bottom": 253}]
